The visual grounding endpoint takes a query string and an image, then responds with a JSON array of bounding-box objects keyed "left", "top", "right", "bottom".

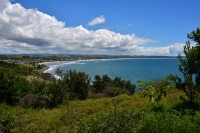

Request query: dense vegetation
[
  {"left": 0, "top": 61, "right": 136, "bottom": 108},
  {"left": 0, "top": 28, "right": 200, "bottom": 132},
  {"left": 178, "top": 27, "right": 200, "bottom": 104}
]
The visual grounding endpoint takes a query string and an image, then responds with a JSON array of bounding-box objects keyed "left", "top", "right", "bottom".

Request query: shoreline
[
  {"left": 38, "top": 65, "right": 49, "bottom": 74},
  {"left": 40, "top": 56, "right": 178, "bottom": 65},
  {"left": 40, "top": 57, "right": 179, "bottom": 77}
]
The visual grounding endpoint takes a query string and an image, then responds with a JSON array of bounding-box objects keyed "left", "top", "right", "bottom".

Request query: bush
[
  {"left": 92, "top": 75, "right": 136, "bottom": 95},
  {"left": 88, "top": 93, "right": 106, "bottom": 99},
  {"left": 47, "top": 78, "right": 68, "bottom": 108},
  {"left": 41, "top": 73, "right": 53, "bottom": 80},
  {"left": 77, "top": 108, "right": 142, "bottom": 133},
  {"left": 0, "top": 74, "right": 32, "bottom": 105},
  {"left": 139, "top": 112, "right": 200, "bottom": 133},
  {"left": 63, "top": 70, "right": 90, "bottom": 100},
  {"left": 0, "top": 112, "right": 15, "bottom": 133},
  {"left": 93, "top": 75, "right": 111, "bottom": 93},
  {"left": 103, "top": 87, "right": 129, "bottom": 97}
]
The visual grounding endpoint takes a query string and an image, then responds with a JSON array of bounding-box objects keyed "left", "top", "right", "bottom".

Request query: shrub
[
  {"left": 92, "top": 75, "right": 136, "bottom": 95},
  {"left": 0, "top": 74, "right": 32, "bottom": 105},
  {"left": 47, "top": 78, "right": 68, "bottom": 108},
  {"left": 93, "top": 75, "right": 110, "bottom": 93},
  {"left": 77, "top": 108, "right": 142, "bottom": 133},
  {"left": 137, "top": 75, "right": 180, "bottom": 105},
  {"left": 138, "top": 112, "right": 200, "bottom": 133},
  {"left": 103, "top": 87, "right": 129, "bottom": 97},
  {"left": 63, "top": 70, "right": 90, "bottom": 100},
  {"left": 88, "top": 93, "right": 106, "bottom": 99},
  {"left": 41, "top": 73, "right": 53, "bottom": 80},
  {"left": 0, "top": 112, "right": 15, "bottom": 133}
]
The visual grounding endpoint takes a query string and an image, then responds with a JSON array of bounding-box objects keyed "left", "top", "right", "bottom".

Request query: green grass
[
  {"left": 0, "top": 90, "right": 189, "bottom": 133},
  {"left": 1, "top": 62, "right": 199, "bottom": 132},
  {"left": 19, "top": 64, "right": 34, "bottom": 68}
]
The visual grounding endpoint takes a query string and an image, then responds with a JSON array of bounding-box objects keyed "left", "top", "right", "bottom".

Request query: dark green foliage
[
  {"left": 93, "top": 75, "right": 110, "bottom": 93},
  {"left": 31, "top": 79, "right": 50, "bottom": 108},
  {"left": 32, "top": 69, "right": 90, "bottom": 107},
  {"left": 172, "top": 99, "right": 200, "bottom": 115},
  {"left": 110, "top": 77, "right": 136, "bottom": 95},
  {"left": 147, "top": 104, "right": 167, "bottom": 113},
  {"left": 48, "top": 78, "right": 68, "bottom": 108},
  {"left": 103, "top": 87, "right": 129, "bottom": 97},
  {"left": 0, "top": 72, "right": 32, "bottom": 105},
  {"left": 187, "top": 27, "right": 200, "bottom": 45},
  {"left": 123, "top": 80, "right": 136, "bottom": 95},
  {"left": 92, "top": 75, "right": 136, "bottom": 96},
  {"left": 178, "top": 27, "right": 200, "bottom": 103},
  {"left": 30, "top": 69, "right": 68, "bottom": 108},
  {"left": 41, "top": 73, "right": 53, "bottom": 80},
  {"left": 166, "top": 74, "right": 183, "bottom": 89},
  {"left": 63, "top": 70, "right": 90, "bottom": 100},
  {"left": 55, "top": 68, "right": 63, "bottom": 77}
]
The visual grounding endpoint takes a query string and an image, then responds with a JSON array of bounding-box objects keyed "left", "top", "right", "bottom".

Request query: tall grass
[{"left": 1, "top": 90, "right": 199, "bottom": 132}]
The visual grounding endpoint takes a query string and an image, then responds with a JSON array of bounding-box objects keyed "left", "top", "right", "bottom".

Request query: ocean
[{"left": 43, "top": 58, "right": 182, "bottom": 84}]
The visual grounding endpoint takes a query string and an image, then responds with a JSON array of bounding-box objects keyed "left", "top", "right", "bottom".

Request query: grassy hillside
[
  {"left": 1, "top": 60, "right": 200, "bottom": 132},
  {"left": 2, "top": 89, "right": 198, "bottom": 133}
]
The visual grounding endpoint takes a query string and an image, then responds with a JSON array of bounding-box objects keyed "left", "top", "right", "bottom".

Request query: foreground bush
[
  {"left": 77, "top": 108, "right": 142, "bottom": 133},
  {"left": 0, "top": 112, "right": 15, "bottom": 133},
  {"left": 139, "top": 112, "right": 200, "bottom": 133},
  {"left": 75, "top": 108, "right": 200, "bottom": 133}
]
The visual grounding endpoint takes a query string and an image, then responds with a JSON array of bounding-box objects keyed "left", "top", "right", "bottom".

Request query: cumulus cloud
[
  {"left": 169, "top": 43, "right": 184, "bottom": 55},
  {"left": 88, "top": 15, "right": 105, "bottom": 26},
  {"left": 0, "top": 0, "right": 184, "bottom": 55}
]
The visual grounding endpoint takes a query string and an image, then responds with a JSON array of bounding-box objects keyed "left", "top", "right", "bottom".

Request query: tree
[
  {"left": 93, "top": 75, "right": 111, "bottom": 93},
  {"left": 63, "top": 70, "right": 90, "bottom": 100},
  {"left": 48, "top": 78, "right": 68, "bottom": 108},
  {"left": 47, "top": 68, "right": 68, "bottom": 108},
  {"left": 31, "top": 79, "right": 50, "bottom": 108},
  {"left": 178, "top": 27, "right": 200, "bottom": 103},
  {"left": 187, "top": 27, "right": 200, "bottom": 45},
  {"left": 137, "top": 74, "right": 181, "bottom": 105},
  {"left": 93, "top": 75, "right": 136, "bottom": 96},
  {"left": 124, "top": 81, "right": 136, "bottom": 95},
  {"left": 0, "top": 74, "right": 32, "bottom": 105}
]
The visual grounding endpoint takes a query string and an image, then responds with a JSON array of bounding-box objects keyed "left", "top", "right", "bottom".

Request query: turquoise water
[{"left": 43, "top": 58, "right": 182, "bottom": 83}]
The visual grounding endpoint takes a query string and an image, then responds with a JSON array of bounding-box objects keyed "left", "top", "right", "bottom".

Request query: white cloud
[
  {"left": 88, "top": 15, "right": 105, "bottom": 26},
  {"left": 0, "top": 0, "right": 184, "bottom": 55},
  {"left": 126, "top": 43, "right": 184, "bottom": 55},
  {"left": 169, "top": 43, "right": 184, "bottom": 55}
]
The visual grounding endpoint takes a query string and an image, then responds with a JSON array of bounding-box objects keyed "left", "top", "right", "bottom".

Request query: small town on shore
[{"left": 0, "top": 54, "right": 177, "bottom": 65}]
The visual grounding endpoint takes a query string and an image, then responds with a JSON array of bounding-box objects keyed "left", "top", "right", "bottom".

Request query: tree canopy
[{"left": 178, "top": 27, "right": 200, "bottom": 103}]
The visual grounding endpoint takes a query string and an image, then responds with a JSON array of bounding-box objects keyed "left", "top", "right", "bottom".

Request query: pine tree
[{"left": 178, "top": 27, "right": 200, "bottom": 103}]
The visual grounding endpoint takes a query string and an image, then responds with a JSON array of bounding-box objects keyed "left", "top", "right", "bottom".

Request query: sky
[{"left": 0, "top": 0, "right": 199, "bottom": 55}]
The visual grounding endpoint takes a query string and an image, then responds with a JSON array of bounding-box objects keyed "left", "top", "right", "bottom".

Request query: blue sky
[{"left": 0, "top": 0, "right": 199, "bottom": 55}]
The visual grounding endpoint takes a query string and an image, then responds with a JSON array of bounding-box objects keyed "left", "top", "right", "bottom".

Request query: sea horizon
[{"left": 43, "top": 57, "right": 182, "bottom": 84}]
